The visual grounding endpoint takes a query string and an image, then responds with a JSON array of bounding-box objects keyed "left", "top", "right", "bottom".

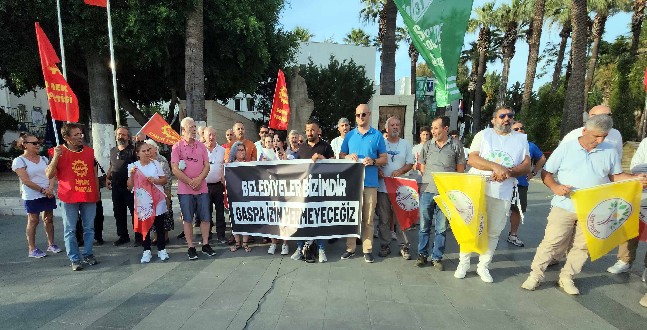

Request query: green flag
[{"left": 394, "top": 0, "right": 473, "bottom": 107}]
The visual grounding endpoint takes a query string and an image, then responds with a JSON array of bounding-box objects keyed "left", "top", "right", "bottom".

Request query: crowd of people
[{"left": 10, "top": 103, "right": 647, "bottom": 307}]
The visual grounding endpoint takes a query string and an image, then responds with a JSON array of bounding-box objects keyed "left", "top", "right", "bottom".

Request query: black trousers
[
  {"left": 142, "top": 214, "right": 166, "bottom": 251},
  {"left": 208, "top": 182, "right": 226, "bottom": 237},
  {"left": 112, "top": 187, "right": 135, "bottom": 239}
]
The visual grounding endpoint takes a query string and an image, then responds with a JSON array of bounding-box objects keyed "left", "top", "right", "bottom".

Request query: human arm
[
  {"left": 45, "top": 145, "right": 61, "bottom": 179},
  {"left": 468, "top": 152, "right": 511, "bottom": 181},
  {"left": 13, "top": 167, "right": 52, "bottom": 195},
  {"left": 391, "top": 163, "right": 413, "bottom": 177},
  {"left": 541, "top": 170, "right": 573, "bottom": 196},
  {"left": 527, "top": 155, "right": 547, "bottom": 180},
  {"left": 610, "top": 173, "right": 647, "bottom": 189},
  {"left": 509, "top": 155, "right": 531, "bottom": 177},
  {"left": 630, "top": 138, "right": 647, "bottom": 172}
]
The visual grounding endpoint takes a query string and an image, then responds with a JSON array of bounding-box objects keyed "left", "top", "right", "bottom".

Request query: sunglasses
[
  {"left": 498, "top": 113, "right": 515, "bottom": 119},
  {"left": 513, "top": 127, "right": 524, "bottom": 131},
  {"left": 355, "top": 113, "right": 368, "bottom": 118},
  {"left": 24, "top": 141, "right": 41, "bottom": 145}
]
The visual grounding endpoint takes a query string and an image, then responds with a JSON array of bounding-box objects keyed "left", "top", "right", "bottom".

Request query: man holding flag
[
  {"left": 417, "top": 116, "right": 465, "bottom": 270},
  {"left": 376, "top": 116, "right": 414, "bottom": 260},
  {"left": 521, "top": 115, "right": 647, "bottom": 295},
  {"left": 458, "top": 107, "right": 530, "bottom": 282}
]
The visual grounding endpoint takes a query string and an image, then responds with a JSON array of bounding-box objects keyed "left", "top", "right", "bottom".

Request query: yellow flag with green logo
[
  {"left": 571, "top": 180, "right": 641, "bottom": 261},
  {"left": 433, "top": 173, "right": 488, "bottom": 254}
]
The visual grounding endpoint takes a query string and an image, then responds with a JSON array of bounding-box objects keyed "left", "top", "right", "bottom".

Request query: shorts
[
  {"left": 178, "top": 193, "right": 210, "bottom": 223},
  {"left": 23, "top": 197, "right": 57, "bottom": 214},
  {"left": 511, "top": 185, "right": 528, "bottom": 213}
]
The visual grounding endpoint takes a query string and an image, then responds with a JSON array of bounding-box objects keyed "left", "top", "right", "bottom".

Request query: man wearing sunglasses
[
  {"left": 508, "top": 122, "right": 546, "bottom": 248},
  {"left": 339, "top": 104, "right": 387, "bottom": 263},
  {"left": 457, "top": 107, "right": 531, "bottom": 283}
]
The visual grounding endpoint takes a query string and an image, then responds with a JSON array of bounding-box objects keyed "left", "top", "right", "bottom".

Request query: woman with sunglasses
[
  {"left": 12, "top": 132, "right": 61, "bottom": 258},
  {"left": 228, "top": 141, "right": 252, "bottom": 252},
  {"left": 127, "top": 141, "right": 170, "bottom": 263}
]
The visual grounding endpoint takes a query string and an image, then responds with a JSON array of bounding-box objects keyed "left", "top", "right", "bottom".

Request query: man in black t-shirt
[
  {"left": 291, "top": 119, "right": 335, "bottom": 263},
  {"left": 107, "top": 126, "right": 138, "bottom": 246}
]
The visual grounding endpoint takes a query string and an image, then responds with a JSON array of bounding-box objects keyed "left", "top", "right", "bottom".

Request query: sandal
[
  {"left": 227, "top": 236, "right": 236, "bottom": 246},
  {"left": 243, "top": 243, "right": 252, "bottom": 253},
  {"left": 230, "top": 243, "right": 242, "bottom": 252}
]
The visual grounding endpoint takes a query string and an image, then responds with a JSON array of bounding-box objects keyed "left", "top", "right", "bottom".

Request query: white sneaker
[
  {"left": 141, "top": 250, "right": 152, "bottom": 263},
  {"left": 281, "top": 244, "right": 289, "bottom": 255},
  {"left": 267, "top": 243, "right": 277, "bottom": 254},
  {"left": 454, "top": 262, "right": 470, "bottom": 279},
  {"left": 476, "top": 267, "right": 494, "bottom": 283},
  {"left": 319, "top": 249, "right": 327, "bottom": 263},
  {"left": 158, "top": 249, "right": 170, "bottom": 261},
  {"left": 521, "top": 276, "right": 540, "bottom": 291},
  {"left": 607, "top": 260, "right": 631, "bottom": 274}
]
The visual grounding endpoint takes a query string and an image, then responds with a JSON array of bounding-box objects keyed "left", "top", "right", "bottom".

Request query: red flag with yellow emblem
[
  {"left": 35, "top": 22, "right": 79, "bottom": 122},
  {"left": 269, "top": 69, "right": 290, "bottom": 130},
  {"left": 141, "top": 113, "right": 181, "bottom": 145},
  {"left": 132, "top": 168, "right": 165, "bottom": 240}
]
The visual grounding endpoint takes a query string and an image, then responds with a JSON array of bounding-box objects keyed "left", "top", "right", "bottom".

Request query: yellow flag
[
  {"left": 571, "top": 180, "right": 641, "bottom": 261},
  {"left": 433, "top": 173, "right": 488, "bottom": 254}
]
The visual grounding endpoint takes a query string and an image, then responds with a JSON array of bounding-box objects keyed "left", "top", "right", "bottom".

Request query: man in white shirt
[
  {"left": 203, "top": 126, "right": 227, "bottom": 243},
  {"left": 330, "top": 117, "right": 350, "bottom": 159},
  {"left": 254, "top": 125, "right": 270, "bottom": 160},
  {"left": 561, "top": 105, "right": 623, "bottom": 159},
  {"left": 410, "top": 126, "right": 430, "bottom": 185}
]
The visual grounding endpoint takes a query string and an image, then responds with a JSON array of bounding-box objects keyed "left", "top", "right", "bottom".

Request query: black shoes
[
  {"left": 188, "top": 247, "right": 199, "bottom": 260},
  {"left": 113, "top": 236, "right": 130, "bottom": 246},
  {"left": 202, "top": 244, "right": 217, "bottom": 257}
]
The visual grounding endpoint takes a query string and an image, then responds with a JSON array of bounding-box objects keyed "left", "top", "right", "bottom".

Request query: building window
[
  {"left": 234, "top": 99, "right": 241, "bottom": 111},
  {"left": 247, "top": 98, "right": 255, "bottom": 112}
]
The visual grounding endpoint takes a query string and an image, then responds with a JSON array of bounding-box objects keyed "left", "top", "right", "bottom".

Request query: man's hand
[
  {"left": 106, "top": 178, "right": 112, "bottom": 190},
  {"left": 391, "top": 169, "right": 401, "bottom": 177},
  {"left": 362, "top": 157, "right": 374, "bottom": 166},
  {"left": 345, "top": 153, "right": 359, "bottom": 162},
  {"left": 311, "top": 153, "right": 322, "bottom": 162},
  {"left": 526, "top": 171, "right": 535, "bottom": 181},
  {"left": 636, "top": 173, "right": 647, "bottom": 189},
  {"left": 52, "top": 145, "right": 62, "bottom": 159},
  {"left": 551, "top": 184, "right": 573, "bottom": 196},
  {"left": 491, "top": 164, "right": 511, "bottom": 182},
  {"left": 378, "top": 169, "right": 384, "bottom": 178}
]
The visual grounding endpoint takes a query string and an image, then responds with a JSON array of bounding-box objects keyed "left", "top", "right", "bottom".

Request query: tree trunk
[
  {"left": 472, "top": 27, "right": 490, "bottom": 134},
  {"left": 631, "top": 0, "right": 646, "bottom": 56},
  {"left": 184, "top": 0, "right": 205, "bottom": 121},
  {"left": 497, "top": 23, "right": 517, "bottom": 107},
  {"left": 583, "top": 13, "right": 607, "bottom": 109},
  {"left": 551, "top": 22, "right": 571, "bottom": 91},
  {"left": 409, "top": 43, "right": 418, "bottom": 95},
  {"left": 380, "top": 0, "right": 397, "bottom": 95},
  {"left": 520, "top": 0, "right": 546, "bottom": 113},
  {"left": 560, "top": 0, "right": 588, "bottom": 138},
  {"left": 86, "top": 51, "right": 116, "bottom": 171}
]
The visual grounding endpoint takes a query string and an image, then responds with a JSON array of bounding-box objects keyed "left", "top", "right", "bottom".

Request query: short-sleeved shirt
[
  {"left": 544, "top": 139, "right": 622, "bottom": 212},
  {"left": 378, "top": 138, "right": 414, "bottom": 193},
  {"left": 171, "top": 139, "right": 209, "bottom": 195},
  {"left": 128, "top": 160, "right": 168, "bottom": 215},
  {"left": 109, "top": 143, "right": 136, "bottom": 189},
  {"left": 562, "top": 127, "right": 623, "bottom": 159},
  {"left": 206, "top": 143, "right": 226, "bottom": 183},
  {"left": 516, "top": 141, "right": 544, "bottom": 187},
  {"left": 12, "top": 156, "right": 50, "bottom": 200},
  {"left": 331, "top": 136, "right": 344, "bottom": 159},
  {"left": 420, "top": 138, "right": 466, "bottom": 193},
  {"left": 340, "top": 126, "right": 387, "bottom": 188},
  {"left": 224, "top": 139, "right": 257, "bottom": 162},
  {"left": 297, "top": 139, "right": 335, "bottom": 160}
]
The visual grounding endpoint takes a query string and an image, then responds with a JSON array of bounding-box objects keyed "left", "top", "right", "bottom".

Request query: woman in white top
[
  {"left": 266, "top": 133, "right": 292, "bottom": 255},
  {"left": 127, "top": 141, "right": 169, "bottom": 263},
  {"left": 11, "top": 132, "right": 61, "bottom": 258}
]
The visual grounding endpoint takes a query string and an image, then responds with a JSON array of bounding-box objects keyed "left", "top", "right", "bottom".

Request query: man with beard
[
  {"left": 286, "top": 130, "right": 300, "bottom": 158},
  {"left": 331, "top": 118, "right": 350, "bottom": 159},
  {"left": 254, "top": 125, "right": 270, "bottom": 160},
  {"left": 107, "top": 126, "right": 138, "bottom": 246},
  {"left": 456, "top": 107, "right": 531, "bottom": 283}
]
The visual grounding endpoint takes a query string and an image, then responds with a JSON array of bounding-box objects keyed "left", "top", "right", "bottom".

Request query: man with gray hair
[
  {"left": 107, "top": 126, "right": 137, "bottom": 246},
  {"left": 331, "top": 117, "right": 350, "bottom": 159},
  {"left": 521, "top": 115, "right": 647, "bottom": 295},
  {"left": 286, "top": 129, "right": 300, "bottom": 158}
]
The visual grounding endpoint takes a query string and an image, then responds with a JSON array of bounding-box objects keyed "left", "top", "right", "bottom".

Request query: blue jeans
[
  {"left": 61, "top": 202, "right": 97, "bottom": 262},
  {"left": 418, "top": 192, "right": 447, "bottom": 260},
  {"left": 297, "top": 240, "right": 326, "bottom": 250}
]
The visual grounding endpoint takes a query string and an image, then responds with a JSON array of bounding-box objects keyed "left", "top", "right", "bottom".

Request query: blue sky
[{"left": 279, "top": 0, "right": 633, "bottom": 91}]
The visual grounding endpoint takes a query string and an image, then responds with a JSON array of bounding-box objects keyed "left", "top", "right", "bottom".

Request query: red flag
[
  {"left": 84, "top": 0, "right": 107, "bottom": 7},
  {"left": 35, "top": 23, "right": 79, "bottom": 122},
  {"left": 141, "top": 113, "right": 181, "bottom": 145},
  {"left": 384, "top": 177, "right": 420, "bottom": 230},
  {"left": 132, "top": 168, "right": 165, "bottom": 240},
  {"left": 269, "top": 69, "right": 290, "bottom": 130},
  {"left": 639, "top": 195, "right": 647, "bottom": 242}
]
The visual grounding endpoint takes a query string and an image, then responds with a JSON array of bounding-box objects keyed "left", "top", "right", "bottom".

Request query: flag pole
[
  {"left": 106, "top": 0, "right": 120, "bottom": 126},
  {"left": 53, "top": 0, "right": 66, "bottom": 145}
]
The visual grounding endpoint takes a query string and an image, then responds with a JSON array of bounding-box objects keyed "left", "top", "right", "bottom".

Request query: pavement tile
[
  {"left": 323, "top": 318, "right": 372, "bottom": 330},
  {"left": 275, "top": 315, "right": 324, "bottom": 329},
  {"left": 244, "top": 314, "right": 281, "bottom": 330},
  {"left": 367, "top": 300, "right": 421, "bottom": 328},
  {"left": 455, "top": 308, "right": 519, "bottom": 330},
  {"left": 179, "top": 308, "right": 236, "bottom": 329}
]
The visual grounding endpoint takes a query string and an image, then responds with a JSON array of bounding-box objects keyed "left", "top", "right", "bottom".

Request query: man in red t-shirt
[{"left": 46, "top": 123, "right": 99, "bottom": 271}]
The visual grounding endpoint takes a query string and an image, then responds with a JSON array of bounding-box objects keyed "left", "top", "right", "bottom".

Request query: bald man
[{"left": 561, "top": 105, "right": 623, "bottom": 159}]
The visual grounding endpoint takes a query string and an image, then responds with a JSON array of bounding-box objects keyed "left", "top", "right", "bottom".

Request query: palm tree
[
  {"left": 360, "top": 0, "right": 397, "bottom": 95},
  {"left": 560, "top": 0, "right": 588, "bottom": 137},
  {"left": 293, "top": 26, "right": 314, "bottom": 42},
  {"left": 521, "top": 0, "right": 546, "bottom": 112},
  {"left": 467, "top": 2, "right": 496, "bottom": 133},
  {"left": 583, "top": 0, "right": 630, "bottom": 108},
  {"left": 493, "top": 0, "right": 528, "bottom": 107},
  {"left": 631, "top": 0, "right": 646, "bottom": 56},
  {"left": 185, "top": 0, "right": 205, "bottom": 121},
  {"left": 344, "top": 28, "right": 371, "bottom": 46},
  {"left": 546, "top": 1, "right": 572, "bottom": 91},
  {"left": 395, "top": 27, "right": 419, "bottom": 95}
]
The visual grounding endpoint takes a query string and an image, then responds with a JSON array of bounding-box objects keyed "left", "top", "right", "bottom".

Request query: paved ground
[{"left": 0, "top": 180, "right": 646, "bottom": 330}]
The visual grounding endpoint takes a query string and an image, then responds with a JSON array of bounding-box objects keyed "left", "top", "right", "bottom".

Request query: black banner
[{"left": 224, "top": 160, "right": 364, "bottom": 240}]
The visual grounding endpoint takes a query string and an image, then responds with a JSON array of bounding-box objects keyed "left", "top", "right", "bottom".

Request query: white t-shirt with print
[{"left": 378, "top": 138, "right": 415, "bottom": 193}]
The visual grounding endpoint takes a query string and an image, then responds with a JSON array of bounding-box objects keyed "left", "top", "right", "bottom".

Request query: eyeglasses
[
  {"left": 24, "top": 141, "right": 41, "bottom": 145},
  {"left": 498, "top": 113, "right": 515, "bottom": 119},
  {"left": 298, "top": 140, "right": 304, "bottom": 144},
  {"left": 513, "top": 127, "right": 524, "bottom": 131},
  {"left": 355, "top": 113, "right": 368, "bottom": 118}
]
